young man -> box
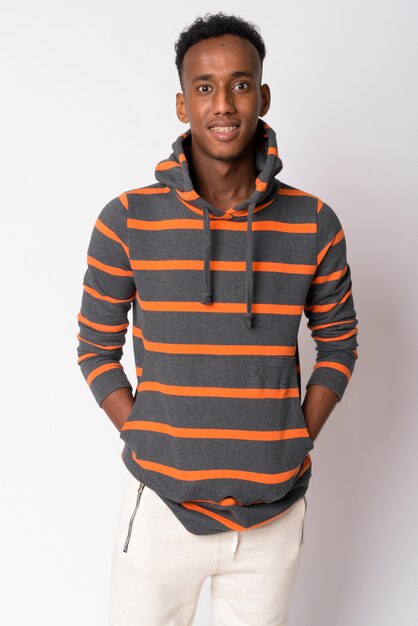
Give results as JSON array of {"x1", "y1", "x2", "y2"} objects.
[{"x1": 77, "y1": 13, "x2": 359, "y2": 626}]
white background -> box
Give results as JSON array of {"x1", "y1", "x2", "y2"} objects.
[{"x1": 1, "y1": 1, "x2": 417, "y2": 624}]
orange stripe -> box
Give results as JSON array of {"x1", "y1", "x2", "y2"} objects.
[
  {"x1": 95, "y1": 219, "x2": 129, "y2": 256},
  {"x1": 128, "y1": 217, "x2": 203, "y2": 230},
  {"x1": 118, "y1": 193, "x2": 128, "y2": 209},
  {"x1": 180, "y1": 495, "x2": 295, "y2": 530},
  {"x1": 308, "y1": 318, "x2": 356, "y2": 331},
  {"x1": 127, "y1": 186, "x2": 171, "y2": 195},
  {"x1": 248, "y1": 220, "x2": 317, "y2": 233},
  {"x1": 177, "y1": 195, "x2": 275, "y2": 218},
  {"x1": 312, "y1": 328, "x2": 358, "y2": 342},
  {"x1": 121, "y1": 421, "x2": 310, "y2": 441},
  {"x1": 305, "y1": 288, "x2": 352, "y2": 314},
  {"x1": 176, "y1": 189, "x2": 200, "y2": 201},
  {"x1": 311, "y1": 266, "x2": 347, "y2": 284},
  {"x1": 317, "y1": 228, "x2": 345, "y2": 265},
  {"x1": 130, "y1": 259, "x2": 316, "y2": 275},
  {"x1": 127, "y1": 218, "x2": 316, "y2": 234},
  {"x1": 77, "y1": 334, "x2": 123, "y2": 350},
  {"x1": 137, "y1": 381, "x2": 299, "y2": 399},
  {"x1": 83, "y1": 284, "x2": 135, "y2": 304},
  {"x1": 197, "y1": 495, "x2": 259, "y2": 506},
  {"x1": 132, "y1": 325, "x2": 143, "y2": 339},
  {"x1": 255, "y1": 178, "x2": 268, "y2": 192},
  {"x1": 132, "y1": 450, "x2": 303, "y2": 484},
  {"x1": 132, "y1": 325, "x2": 296, "y2": 356},
  {"x1": 136, "y1": 366, "x2": 143, "y2": 377},
  {"x1": 178, "y1": 153, "x2": 187, "y2": 163},
  {"x1": 77, "y1": 313, "x2": 129, "y2": 333},
  {"x1": 136, "y1": 296, "x2": 303, "y2": 316},
  {"x1": 278, "y1": 188, "x2": 318, "y2": 199},
  {"x1": 156, "y1": 161, "x2": 181, "y2": 171},
  {"x1": 77, "y1": 352, "x2": 96, "y2": 363},
  {"x1": 299, "y1": 454, "x2": 311, "y2": 477},
  {"x1": 317, "y1": 198, "x2": 324, "y2": 213},
  {"x1": 268, "y1": 147, "x2": 279, "y2": 156},
  {"x1": 314, "y1": 361, "x2": 351, "y2": 380},
  {"x1": 87, "y1": 363, "x2": 122, "y2": 385},
  {"x1": 87, "y1": 255, "x2": 133, "y2": 277},
  {"x1": 133, "y1": 331, "x2": 296, "y2": 357}
]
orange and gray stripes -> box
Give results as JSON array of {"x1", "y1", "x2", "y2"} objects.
[
  {"x1": 77, "y1": 197, "x2": 137, "y2": 405},
  {"x1": 77, "y1": 118, "x2": 358, "y2": 535}
]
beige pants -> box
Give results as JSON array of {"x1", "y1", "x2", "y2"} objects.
[{"x1": 109, "y1": 471, "x2": 307, "y2": 626}]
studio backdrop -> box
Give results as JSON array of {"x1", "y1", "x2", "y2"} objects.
[{"x1": 1, "y1": 1, "x2": 417, "y2": 625}]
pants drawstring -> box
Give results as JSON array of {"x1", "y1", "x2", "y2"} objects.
[{"x1": 231, "y1": 531, "x2": 239, "y2": 557}]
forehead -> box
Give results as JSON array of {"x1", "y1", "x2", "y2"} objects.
[{"x1": 182, "y1": 34, "x2": 261, "y2": 82}]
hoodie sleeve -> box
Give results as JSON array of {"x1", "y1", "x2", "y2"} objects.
[
  {"x1": 303, "y1": 201, "x2": 359, "y2": 402},
  {"x1": 76, "y1": 196, "x2": 136, "y2": 406}
]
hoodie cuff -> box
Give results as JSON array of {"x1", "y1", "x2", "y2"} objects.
[
  {"x1": 305, "y1": 370, "x2": 348, "y2": 402},
  {"x1": 89, "y1": 371, "x2": 133, "y2": 407}
]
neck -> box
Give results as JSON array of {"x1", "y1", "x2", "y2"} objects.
[{"x1": 188, "y1": 139, "x2": 257, "y2": 212}]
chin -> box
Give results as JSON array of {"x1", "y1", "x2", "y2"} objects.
[
  {"x1": 211, "y1": 151, "x2": 239, "y2": 162},
  {"x1": 208, "y1": 145, "x2": 244, "y2": 162}
]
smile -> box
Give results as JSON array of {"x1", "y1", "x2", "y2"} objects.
[
  {"x1": 210, "y1": 126, "x2": 238, "y2": 133},
  {"x1": 208, "y1": 125, "x2": 240, "y2": 141}
]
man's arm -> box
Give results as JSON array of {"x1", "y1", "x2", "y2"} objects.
[
  {"x1": 302, "y1": 200, "x2": 359, "y2": 440},
  {"x1": 77, "y1": 197, "x2": 136, "y2": 412},
  {"x1": 302, "y1": 384, "x2": 339, "y2": 442},
  {"x1": 101, "y1": 387, "x2": 135, "y2": 432}
]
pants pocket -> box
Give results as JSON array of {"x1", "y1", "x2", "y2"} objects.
[{"x1": 122, "y1": 481, "x2": 145, "y2": 553}]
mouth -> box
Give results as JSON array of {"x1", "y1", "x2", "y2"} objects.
[{"x1": 208, "y1": 125, "x2": 240, "y2": 141}]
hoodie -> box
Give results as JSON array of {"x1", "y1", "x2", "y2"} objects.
[{"x1": 77, "y1": 119, "x2": 359, "y2": 535}]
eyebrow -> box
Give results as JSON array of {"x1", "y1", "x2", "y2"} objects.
[{"x1": 192, "y1": 71, "x2": 255, "y2": 83}]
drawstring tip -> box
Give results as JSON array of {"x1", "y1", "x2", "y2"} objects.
[
  {"x1": 201, "y1": 294, "x2": 212, "y2": 305},
  {"x1": 231, "y1": 531, "x2": 239, "y2": 557},
  {"x1": 243, "y1": 313, "x2": 254, "y2": 328}
]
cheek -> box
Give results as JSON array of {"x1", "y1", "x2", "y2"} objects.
[
  {"x1": 187, "y1": 101, "x2": 210, "y2": 126},
  {"x1": 238, "y1": 95, "x2": 261, "y2": 117}
]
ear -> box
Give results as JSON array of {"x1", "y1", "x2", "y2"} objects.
[
  {"x1": 176, "y1": 92, "x2": 189, "y2": 124},
  {"x1": 259, "y1": 83, "x2": 271, "y2": 117}
]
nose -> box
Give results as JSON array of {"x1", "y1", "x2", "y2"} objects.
[{"x1": 212, "y1": 86, "x2": 236, "y2": 116}]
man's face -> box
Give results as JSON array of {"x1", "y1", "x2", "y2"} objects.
[{"x1": 176, "y1": 34, "x2": 271, "y2": 164}]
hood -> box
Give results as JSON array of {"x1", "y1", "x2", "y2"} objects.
[{"x1": 155, "y1": 118, "x2": 284, "y2": 328}]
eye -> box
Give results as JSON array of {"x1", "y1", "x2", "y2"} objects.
[
  {"x1": 197, "y1": 84, "x2": 212, "y2": 93},
  {"x1": 234, "y1": 82, "x2": 249, "y2": 91}
]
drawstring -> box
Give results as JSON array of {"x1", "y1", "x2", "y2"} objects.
[
  {"x1": 201, "y1": 207, "x2": 212, "y2": 305},
  {"x1": 200, "y1": 202, "x2": 256, "y2": 328},
  {"x1": 231, "y1": 530, "x2": 239, "y2": 557},
  {"x1": 244, "y1": 201, "x2": 256, "y2": 329}
]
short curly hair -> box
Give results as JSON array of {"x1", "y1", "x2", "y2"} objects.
[{"x1": 175, "y1": 13, "x2": 266, "y2": 87}]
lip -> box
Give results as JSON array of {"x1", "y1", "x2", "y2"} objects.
[{"x1": 208, "y1": 124, "x2": 240, "y2": 142}]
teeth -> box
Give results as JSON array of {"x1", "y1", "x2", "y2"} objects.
[{"x1": 210, "y1": 126, "x2": 238, "y2": 133}]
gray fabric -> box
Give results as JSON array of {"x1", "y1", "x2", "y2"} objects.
[{"x1": 77, "y1": 118, "x2": 359, "y2": 535}]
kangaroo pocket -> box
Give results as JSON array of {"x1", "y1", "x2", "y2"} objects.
[
  {"x1": 119, "y1": 393, "x2": 143, "y2": 446},
  {"x1": 119, "y1": 353, "x2": 314, "y2": 506}
]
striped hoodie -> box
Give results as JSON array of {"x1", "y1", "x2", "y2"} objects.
[{"x1": 77, "y1": 119, "x2": 359, "y2": 535}]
